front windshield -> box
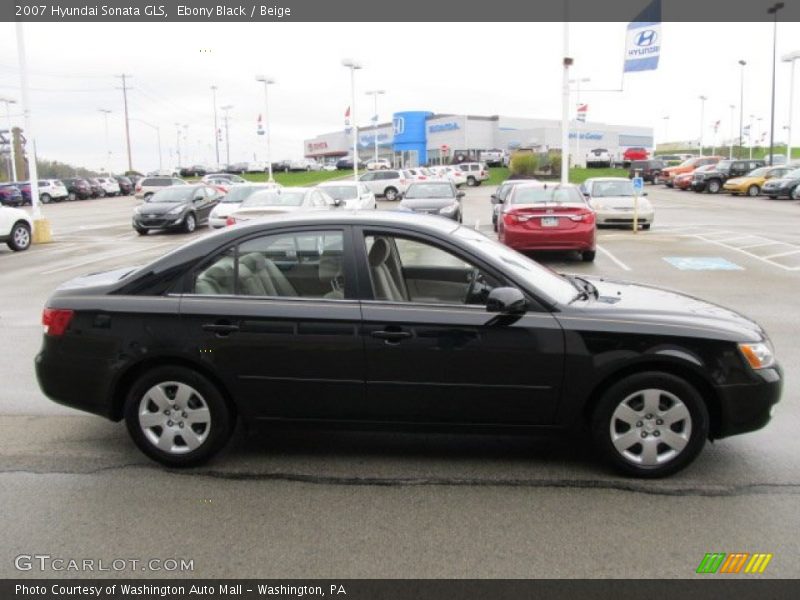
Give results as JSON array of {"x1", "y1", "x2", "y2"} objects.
[
  {"x1": 454, "y1": 227, "x2": 577, "y2": 305},
  {"x1": 241, "y1": 191, "x2": 305, "y2": 207},
  {"x1": 146, "y1": 187, "x2": 193, "y2": 203},
  {"x1": 511, "y1": 185, "x2": 584, "y2": 205},
  {"x1": 787, "y1": 168, "x2": 800, "y2": 178},
  {"x1": 715, "y1": 160, "x2": 733, "y2": 171},
  {"x1": 405, "y1": 183, "x2": 455, "y2": 199},
  {"x1": 680, "y1": 158, "x2": 697, "y2": 167},
  {"x1": 747, "y1": 167, "x2": 770, "y2": 178},
  {"x1": 220, "y1": 185, "x2": 274, "y2": 203},
  {"x1": 589, "y1": 180, "x2": 634, "y2": 197},
  {"x1": 320, "y1": 185, "x2": 358, "y2": 201}
]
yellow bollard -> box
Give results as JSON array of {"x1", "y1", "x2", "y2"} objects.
[{"x1": 32, "y1": 218, "x2": 53, "y2": 244}]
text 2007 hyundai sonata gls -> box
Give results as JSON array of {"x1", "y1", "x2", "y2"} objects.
[{"x1": 35, "y1": 211, "x2": 782, "y2": 477}]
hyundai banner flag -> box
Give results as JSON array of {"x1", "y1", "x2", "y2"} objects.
[{"x1": 624, "y1": 0, "x2": 661, "y2": 73}]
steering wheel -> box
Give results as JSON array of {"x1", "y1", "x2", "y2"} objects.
[{"x1": 464, "y1": 267, "x2": 480, "y2": 304}]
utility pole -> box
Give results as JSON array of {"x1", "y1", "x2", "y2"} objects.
[
  {"x1": 767, "y1": 2, "x2": 785, "y2": 165},
  {"x1": 221, "y1": 105, "x2": 233, "y2": 166},
  {"x1": 365, "y1": 90, "x2": 385, "y2": 165},
  {"x1": 175, "y1": 122, "x2": 182, "y2": 168},
  {"x1": 98, "y1": 108, "x2": 111, "y2": 174},
  {"x1": 698, "y1": 95, "x2": 707, "y2": 156},
  {"x1": 729, "y1": 105, "x2": 735, "y2": 159},
  {"x1": 0, "y1": 97, "x2": 18, "y2": 181},
  {"x1": 116, "y1": 74, "x2": 133, "y2": 172},
  {"x1": 211, "y1": 85, "x2": 220, "y2": 167},
  {"x1": 782, "y1": 51, "x2": 800, "y2": 162},
  {"x1": 738, "y1": 60, "x2": 746, "y2": 158}
]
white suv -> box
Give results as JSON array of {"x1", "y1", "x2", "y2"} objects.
[
  {"x1": 586, "y1": 148, "x2": 612, "y2": 168},
  {"x1": 358, "y1": 169, "x2": 412, "y2": 201},
  {"x1": 0, "y1": 205, "x2": 33, "y2": 251},
  {"x1": 95, "y1": 177, "x2": 121, "y2": 196},
  {"x1": 36, "y1": 179, "x2": 69, "y2": 203},
  {"x1": 456, "y1": 162, "x2": 489, "y2": 186},
  {"x1": 366, "y1": 158, "x2": 391, "y2": 170}
]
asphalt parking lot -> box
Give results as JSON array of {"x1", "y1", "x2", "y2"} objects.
[{"x1": 1, "y1": 183, "x2": 799, "y2": 578}]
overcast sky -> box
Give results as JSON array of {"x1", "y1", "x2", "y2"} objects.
[{"x1": 1, "y1": 21, "x2": 799, "y2": 173}]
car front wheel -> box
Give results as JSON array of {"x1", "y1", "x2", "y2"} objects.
[
  {"x1": 466, "y1": 176, "x2": 477, "y2": 187},
  {"x1": 707, "y1": 179, "x2": 721, "y2": 194},
  {"x1": 384, "y1": 187, "x2": 398, "y2": 201},
  {"x1": 591, "y1": 372, "x2": 708, "y2": 477},
  {"x1": 7, "y1": 221, "x2": 31, "y2": 251},
  {"x1": 40, "y1": 193, "x2": 51, "y2": 204},
  {"x1": 183, "y1": 213, "x2": 197, "y2": 233},
  {"x1": 581, "y1": 250, "x2": 596, "y2": 262},
  {"x1": 123, "y1": 366, "x2": 235, "y2": 467},
  {"x1": 747, "y1": 185, "x2": 760, "y2": 197}
]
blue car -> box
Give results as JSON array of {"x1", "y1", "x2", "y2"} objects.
[{"x1": 0, "y1": 184, "x2": 24, "y2": 207}]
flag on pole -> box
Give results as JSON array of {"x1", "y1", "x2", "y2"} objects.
[
  {"x1": 576, "y1": 104, "x2": 588, "y2": 123},
  {"x1": 344, "y1": 106, "x2": 351, "y2": 133},
  {"x1": 623, "y1": 0, "x2": 662, "y2": 73},
  {"x1": 743, "y1": 124, "x2": 751, "y2": 137},
  {"x1": 256, "y1": 113, "x2": 264, "y2": 136},
  {"x1": 713, "y1": 120, "x2": 720, "y2": 133}
]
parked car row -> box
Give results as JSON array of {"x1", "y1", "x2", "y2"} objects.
[{"x1": 586, "y1": 147, "x2": 650, "y2": 168}]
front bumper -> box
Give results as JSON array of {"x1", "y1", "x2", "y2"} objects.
[
  {"x1": 132, "y1": 214, "x2": 185, "y2": 230},
  {"x1": 595, "y1": 208, "x2": 654, "y2": 226},
  {"x1": 209, "y1": 215, "x2": 228, "y2": 228},
  {"x1": 715, "y1": 365, "x2": 782, "y2": 439},
  {"x1": 762, "y1": 187, "x2": 792, "y2": 198},
  {"x1": 691, "y1": 180, "x2": 707, "y2": 192}
]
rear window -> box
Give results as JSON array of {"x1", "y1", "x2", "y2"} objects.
[
  {"x1": 511, "y1": 185, "x2": 585, "y2": 205},
  {"x1": 142, "y1": 177, "x2": 171, "y2": 186}
]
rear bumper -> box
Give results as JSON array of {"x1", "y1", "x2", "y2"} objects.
[
  {"x1": 132, "y1": 215, "x2": 185, "y2": 230},
  {"x1": 502, "y1": 225, "x2": 595, "y2": 252},
  {"x1": 715, "y1": 366, "x2": 782, "y2": 439}
]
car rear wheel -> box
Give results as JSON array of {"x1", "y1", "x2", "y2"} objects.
[
  {"x1": 747, "y1": 185, "x2": 760, "y2": 197},
  {"x1": 791, "y1": 186, "x2": 800, "y2": 200},
  {"x1": 124, "y1": 366, "x2": 234, "y2": 467},
  {"x1": 384, "y1": 187, "x2": 398, "y2": 201},
  {"x1": 641, "y1": 223, "x2": 651, "y2": 230},
  {"x1": 144, "y1": 193, "x2": 153, "y2": 200},
  {"x1": 135, "y1": 227, "x2": 148, "y2": 236},
  {"x1": 581, "y1": 250, "x2": 596, "y2": 262},
  {"x1": 7, "y1": 221, "x2": 31, "y2": 251},
  {"x1": 183, "y1": 213, "x2": 197, "y2": 233},
  {"x1": 466, "y1": 176, "x2": 477, "y2": 187},
  {"x1": 591, "y1": 372, "x2": 708, "y2": 478},
  {"x1": 707, "y1": 179, "x2": 721, "y2": 194},
  {"x1": 40, "y1": 193, "x2": 51, "y2": 204}
]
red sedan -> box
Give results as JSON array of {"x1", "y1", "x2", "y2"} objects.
[
  {"x1": 496, "y1": 182, "x2": 596, "y2": 262},
  {"x1": 623, "y1": 147, "x2": 649, "y2": 163}
]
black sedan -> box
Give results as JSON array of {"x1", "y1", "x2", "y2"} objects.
[
  {"x1": 114, "y1": 175, "x2": 134, "y2": 196},
  {"x1": 36, "y1": 212, "x2": 781, "y2": 476},
  {"x1": 762, "y1": 167, "x2": 800, "y2": 199},
  {"x1": 399, "y1": 181, "x2": 464, "y2": 221},
  {"x1": 132, "y1": 184, "x2": 220, "y2": 235}
]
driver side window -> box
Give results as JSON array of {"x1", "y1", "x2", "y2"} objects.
[{"x1": 364, "y1": 234, "x2": 500, "y2": 306}]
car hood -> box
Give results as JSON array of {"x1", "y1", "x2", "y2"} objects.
[
  {"x1": 590, "y1": 195, "x2": 650, "y2": 209},
  {"x1": 211, "y1": 202, "x2": 242, "y2": 217},
  {"x1": 725, "y1": 176, "x2": 761, "y2": 186},
  {"x1": 763, "y1": 177, "x2": 797, "y2": 187},
  {"x1": 138, "y1": 202, "x2": 186, "y2": 214},
  {"x1": 400, "y1": 198, "x2": 458, "y2": 210},
  {"x1": 568, "y1": 276, "x2": 765, "y2": 343}
]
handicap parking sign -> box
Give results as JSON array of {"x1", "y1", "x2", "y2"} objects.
[{"x1": 632, "y1": 177, "x2": 644, "y2": 193}]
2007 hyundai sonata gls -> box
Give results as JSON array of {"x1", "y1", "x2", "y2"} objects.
[{"x1": 35, "y1": 211, "x2": 782, "y2": 477}]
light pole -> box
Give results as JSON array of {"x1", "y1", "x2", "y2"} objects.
[
  {"x1": 782, "y1": 51, "x2": 800, "y2": 162},
  {"x1": 98, "y1": 108, "x2": 111, "y2": 174},
  {"x1": 729, "y1": 104, "x2": 736, "y2": 159},
  {"x1": 221, "y1": 104, "x2": 233, "y2": 166},
  {"x1": 662, "y1": 115, "x2": 670, "y2": 146},
  {"x1": 738, "y1": 60, "x2": 746, "y2": 158},
  {"x1": 210, "y1": 85, "x2": 220, "y2": 167},
  {"x1": 767, "y1": 2, "x2": 785, "y2": 165},
  {"x1": 365, "y1": 89, "x2": 385, "y2": 165},
  {"x1": 698, "y1": 95, "x2": 707, "y2": 156},
  {"x1": 255, "y1": 75, "x2": 276, "y2": 182},
  {"x1": 342, "y1": 59, "x2": 363, "y2": 179},
  {"x1": 130, "y1": 118, "x2": 162, "y2": 171},
  {"x1": 0, "y1": 96, "x2": 18, "y2": 181},
  {"x1": 15, "y1": 22, "x2": 43, "y2": 223},
  {"x1": 569, "y1": 77, "x2": 590, "y2": 168},
  {"x1": 560, "y1": 22, "x2": 572, "y2": 184},
  {"x1": 175, "y1": 122, "x2": 184, "y2": 169}
]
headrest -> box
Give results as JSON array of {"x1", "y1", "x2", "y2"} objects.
[
  {"x1": 204, "y1": 263, "x2": 234, "y2": 285},
  {"x1": 368, "y1": 238, "x2": 391, "y2": 267},
  {"x1": 241, "y1": 252, "x2": 267, "y2": 271},
  {"x1": 318, "y1": 255, "x2": 342, "y2": 283}
]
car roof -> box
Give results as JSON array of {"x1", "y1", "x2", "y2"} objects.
[
  {"x1": 510, "y1": 181, "x2": 579, "y2": 189},
  {"x1": 584, "y1": 177, "x2": 630, "y2": 182},
  {"x1": 317, "y1": 181, "x2": 358, "y2": 186}
]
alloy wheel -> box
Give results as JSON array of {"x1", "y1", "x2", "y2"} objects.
[
  {"x1": 11, "y1": 225, "x2": 31, "y2": 250},
  {"x1": 137, "y1": 381, "x2": 211, "y2": 454},
  {"x1": 609, "y1": 388, "x2": 692, "y2": 467}
]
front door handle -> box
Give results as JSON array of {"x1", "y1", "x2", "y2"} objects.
[
  {"x1": 371, "y1": 329, "x2": 412, "y2": 342},
  {"x1": 202, "y1": 322, "x2": 240, "y2": 336}
]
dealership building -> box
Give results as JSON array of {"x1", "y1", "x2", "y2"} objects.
[{"x1": 303, "y1": 111, "x2": 654, "y2": 167}]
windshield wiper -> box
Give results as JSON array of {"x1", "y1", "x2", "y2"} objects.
[{"x1": 565, "y1": 274, "x2": 598, "y2": 302}]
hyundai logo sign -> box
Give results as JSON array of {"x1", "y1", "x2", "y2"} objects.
[
  {"x1": 392, "y1": 117, "x2": 405, "y2": 135},
  {"x1": 635, "y1": 29, "x2": 657, "y2": 47}
]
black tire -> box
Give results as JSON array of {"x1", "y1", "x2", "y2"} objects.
[
  {"x1": 707, "y1": 179, "x2": 721, "y2": 194},
  {"x1": 641, "y1": 223, "x2": 651, "y2": 230},
  {"x1": 466, "y1": 176, "x2": 477, "y2": 187},
  {"x1": 7, "y1": 221, "x2": 31, "y2": 251},
  {"x1": 747, "y1": 185, "x2": 760, "y2": 197},
  {"x1": 665, "y1": 182, "x2": 673, "y2": 188},
  {"x1": 591, "y1": 372, "x2": 709, "y2": 478},
  {"x1": 768, "y1": 195, "x2": 778, "y2": 200},
  {"x1": 384, "y1": 187, "x2": 399, "y2": 201},
  {"x1": 123, "y1": 366, "x2": 235, "y2": 467},
  {"x1": 183, "y1": 212, "x2": 197, "y2": 233},
  {"x1": 581, "y1": 250, "x2": 596, "y2": 262},
  {"x1": 40, "y1": 193, "x2": 51, "y2": 204},
  {"x1": 144, "y1": 192, "x2": 154, "y2": 201},
  {"x1": 791, "y1": 186, "x2": 800, "y2": 200},
  {"x1": 135, "y1": 227, "x2": 148, "y2": 236}
]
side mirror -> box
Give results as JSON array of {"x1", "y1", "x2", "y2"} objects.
[
  {"x1": 490, "y1": 194, "x2": 501, "y2": 204},
  {"x1": 486, "y1": 287, "x2": 527, "y2": 315},
  {"x1": 193, "y1": 195, "x2": 204, "y2": 202},
  {"x1": 331, "y1": 197, "x2": 343, "y2": 207},
  {"x1": 457, "y1": 191, "x2": 466, "y2": 199}
]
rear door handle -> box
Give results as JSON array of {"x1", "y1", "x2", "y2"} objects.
[
  {"x1": 202, "y1": 323, "x2": 240, "y2": 335},
  {"x1": 371, "y1": 329, "x2": 412, "y2": 342}
]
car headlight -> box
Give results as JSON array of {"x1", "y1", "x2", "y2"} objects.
[
  {"x1": 439, "y1": 203, "x2": 458, "y2": 215},
  {"x1": 591, "y1": 199, "x2": 606, "y2": 209},
  {"x1": 738, "y1": 342, "x2": 775, "y2": 370},
  {"x1": 167, "y1": 205, "x2": 184, "y2": 215}
]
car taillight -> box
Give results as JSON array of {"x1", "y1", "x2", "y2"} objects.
[
  {"x1": 569, "y1": 212, "x2": 595, "y2": 224},
  {"x1": 504, "y1": 211, "x2": 532, "y2": 224},
  {"x1": 225, "y1": 216, "x2": 236, "y2": 226},
  {"x1": 135, "y1": 183, "x2": 142, "y2": 192},
  {"x1": 400, "y1": 179, "x2": 407, "y2": 184},
  {"x1": 42, "y1": 308, "x2": 74, "y2": 337}
]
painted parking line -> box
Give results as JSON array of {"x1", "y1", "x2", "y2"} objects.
[
  {"x1": 762, "y1": 249, "x2": 800, "y2": 260},
  {"x1": 596, "y1": 244, "x2": 631, "y2": 271},
  {"x1": 687, "y1": 232, "x2": 800, "y2": 271}
]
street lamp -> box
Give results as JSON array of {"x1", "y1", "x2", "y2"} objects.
[
  {"x1": 0, "y1": 96, "x2": 18, "y2": 181},
  {"x1": 738, "y1": 60, "x2": 746, "y2": 158},
  {"x1": 130, "y1": 118, "x2": 162, "y2": 171},
  {"x1": 255, "y1": 75, "x2": 276, "y2": 182},
  {"x1": 342, "y1": 58, "x2": 363, "y2": 179},
  {"x1": 364, "y1": 89, "x2": 385, "y2": 165},
  {"x1": 698, "y1": 95, "x2": 708, "y2": 156},
  {"x1": 210, "y1": 85, "x2": 220, "y2": 167},
  {"x1": 220, "y1": 104, "x2": 233, "y2": 166},
  {"x1": 782, "y1": 51, "x2": 800, "y2": 163},
  {"x1": 569, "y1": 77, "x2": 590, "y2": 167},
  {"x1": 729, "y1": 104, "x2": 736, "y2": 159},
  {"x1": 98, "y1": 108, "x2": 111, "y2": 174},
  {"x1": 662, "y1": 115, "x2": 670, "y2": 146},
  {"x1": 767, "y1": 2, "x2": 785, "y2": 166}
]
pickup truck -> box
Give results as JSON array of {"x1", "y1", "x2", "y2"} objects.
[{"x1": 480, "y1": 149, "x2": 508, "y2": 167}]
